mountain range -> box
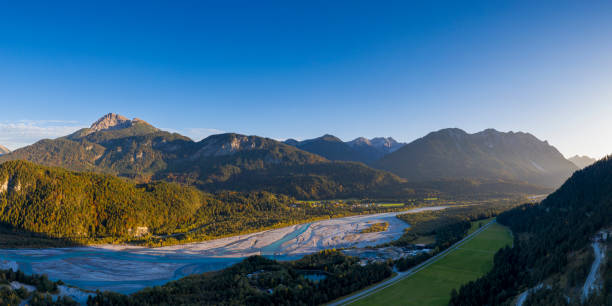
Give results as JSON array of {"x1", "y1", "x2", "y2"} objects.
[
  {"x1": 568, "y1": 154, "x2": 597, "y2": 169},
  {"x1": 0, "y1": 114, "x2": 410, "y2": 199},
  {"x1": 284, "y1": 135, "x2": 404, "y2": 164},
  {"x1": 375, "y1": 128, "x2": 578, "y2": 188},
  {"x1": 0, "y1": 114, "x2": 582, "y2": 198}
]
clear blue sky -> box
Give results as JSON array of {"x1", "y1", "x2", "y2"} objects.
[{"x1": 1, "y1": 1, "x2": 611, "y2": 158}]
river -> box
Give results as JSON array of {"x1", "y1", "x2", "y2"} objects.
[{"x1": 0, "y1": 206, "x2": 447, "y2": 294}]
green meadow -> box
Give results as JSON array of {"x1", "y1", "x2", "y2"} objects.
[
  {"x1": 377, "y1": 203, "x2": 406, "y2": 207},
  {"x1": 352, "y1": 222, "x2": 512, "y2": 306}
]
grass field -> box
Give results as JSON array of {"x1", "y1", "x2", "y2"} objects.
[
  {"x1": 467, "y1": 217, "x2": 496, "y2": 235},
  {"x1": 352, "y1": 222, "x2": 512, "y2": 306},
  {"x1": 377, "y1": 203, "x2": 405, "y2": 207}
]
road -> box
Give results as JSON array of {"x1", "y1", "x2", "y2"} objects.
[
  {"x1": 328, "y1": 220, "x2": 497, "y2": 306},
  {"x1": 582, "y1": 241, "x2": 605, "y2": 301},
  {"x1": 516, "y1": 284, "x2": 543, "y2": 306}
]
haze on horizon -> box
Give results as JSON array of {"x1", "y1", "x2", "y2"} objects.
[{"x1": 0, "y1": 1, "x2": 611, "y2": 158}]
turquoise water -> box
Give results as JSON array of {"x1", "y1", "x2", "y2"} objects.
[
  {"x1": 0, "y1": 208, "x2": 439, "y2": 295},
  {"x1": 0, "y1": 225, "x2": 311, "y2": 294},
  {"x1": 0, "y1": 248, "x2": 248, "y2": 293},
  {"x1": 260, "y1": 223, "x2": 311, "y2": 255}
]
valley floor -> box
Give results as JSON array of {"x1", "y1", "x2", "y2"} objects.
[{"x1": 0, "y1": 206, "x2": 447, "y2": 294}]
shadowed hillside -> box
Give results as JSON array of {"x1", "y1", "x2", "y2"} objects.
[
  {"x1": 451, "y1": 155, "x2": 612, "y2": 305},
  {"x1": 376, "y1": 128, "x2": 578, "y2": 188}
]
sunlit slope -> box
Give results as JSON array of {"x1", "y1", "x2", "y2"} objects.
[{"x1": 0, "y1": 160, "x2": 203, "y2": 238}]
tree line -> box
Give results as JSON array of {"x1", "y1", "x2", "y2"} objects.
[
  {"x1": 87, "y1": 250, "x2": 391, "y2": 305},
  {"x1": 450, "y1": 156, "x2": 612, "y2": 305}
]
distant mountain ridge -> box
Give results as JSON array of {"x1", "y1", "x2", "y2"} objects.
[
  {"x1": 347, "y1": 137, "x2": 404, "y2": 153},
  {"x1": 568, "y1": 155, "x2": 597, "y2": 169},
  {"x1": 0, "y1": 145, "x2": 9, "y2": 156},
  {"x1": 375, "y1": 128, "x2": 578, "y2": 188},
  {"x1": 284, "y1": 135, "x2": 405, "y2": 164},
  {"x1": 0, "y1": 114, "x2": 564, "y2": 197}
]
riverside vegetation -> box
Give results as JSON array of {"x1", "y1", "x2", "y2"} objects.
[
  {"x1": 81, "y1": 197, "x2": 517, "y2": 305},
  {"x1": 360, "y1": 222, "x2": 390, "y2": 233},
  {"x1": 0, "y1": 269, "x2": 78, "y2": 306}
]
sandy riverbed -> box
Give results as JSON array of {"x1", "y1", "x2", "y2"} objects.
[
  {"x1": 96, "y1": 206, "x2": 446, "y2": 257},
  {"x1": 0, "y1": 206, "x2": 447, "y2": 294}
]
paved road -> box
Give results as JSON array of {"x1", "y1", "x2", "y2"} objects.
[{"x1": 328, "y1": 220, "x2": 497, "y2": 306}]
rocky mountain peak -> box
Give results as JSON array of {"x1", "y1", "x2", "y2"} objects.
[
  {"x1": 90, "y1": 113, "x2": 132, "y2": 132},
  {"x1": 370, "y1": 137, "x2": 401, "y2": 150}
]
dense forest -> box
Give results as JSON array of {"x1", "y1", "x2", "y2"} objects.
[
  {"x1": 0, "y1": 268, "x2": 78, "y2": 306},
  {"x1": 0, "y1": 160, "x2": 203, "y2": 240},
  {"x1": 87, "y1": 250, "x2": 391, "y2": 305},
  {"x1": 0, "y1": 160, "x2": 425, "y2": 247},
  {"x1": 450, "y1": 156, "x2": 612, "y2": 305}
]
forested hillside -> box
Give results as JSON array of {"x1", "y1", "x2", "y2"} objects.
[
  {"x1": 450, "y1": 156, "x2": 612, "y2": 305},
  {"x1": 158, "y1": 133, "x2": 411, "y2": 199},
  {"x1": 0, "y1": 160, "x2": 203, "y2": 238}
]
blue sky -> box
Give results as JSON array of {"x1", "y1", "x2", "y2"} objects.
[{"x1": 1, "y1": 1, "x2": 611, "y2": 158}]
